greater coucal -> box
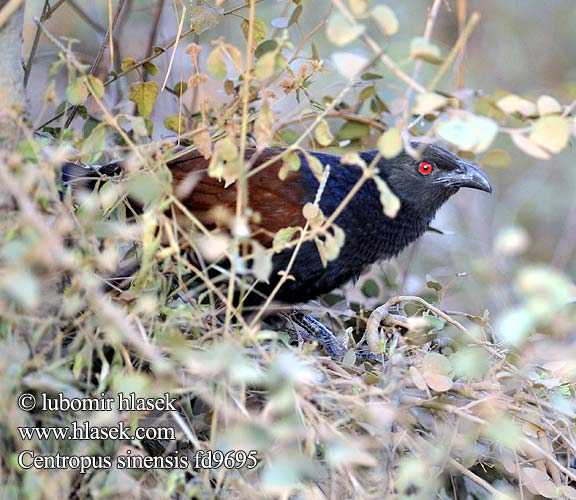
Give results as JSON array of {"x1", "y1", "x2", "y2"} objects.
[{"x1": 62, "y1": 143, "x2": 492, "y2": 305}]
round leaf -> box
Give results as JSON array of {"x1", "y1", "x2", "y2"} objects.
[
  {"x1": 530, "y1": 115, "x2": 569, "y2": 153},
  {"x1": 370, "y1": 5, "x2": 399, "y2": 36},
  {"x1": 326, "y1": 13, "x2": 365, "y2": 46},
  {"x1": 377, "y1": 127, "x2": 403, "y2": 159}
]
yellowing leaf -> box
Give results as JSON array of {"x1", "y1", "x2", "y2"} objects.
[
  {"x1": 377, "y1": 127, "x2": 403, "y2": 159},
  {"x1": 241, "y1": 18, "x2": 267, "y2": 43},
  {"x1": 326, "y1": 13, "x2": 365, "y2": 46},
  {"x1": 207, "y1": 47, "x2": 227, "y2": 78},
  {"x1": 349, "y1": 0, "x2": 367, "y2": 16},
  {"x1": 190, "y1": 6, "x2": 223, "y2": 34},
  {"x1": 410, "y1": 37, "x2": 442, "y2": 64},
  {"x1": 253, "y1": 51, "x2": 276, "y2": 81},
  {"x1": 481, "y1": 149, "x2": 511, "y2": 169},
  {"x1": 370, "y1": 5, "x2": 399, "y2": 36},
  {"x1": 315, "y1": 119, "x2": 334, "y2": 146},
  {"x1": 511, "y1": 132, "x2": 550, "y2": 159},
  {"x1": 121, "y1": 57, "x2": 136, "y2": 72},
  {"x1": 530, "y1": 115, "x2": 569, "y2": 153},
  {"x1": 412, "y1": 92, "x2": 446, "y2": 115},
  {"x1": 374, "y1": 176, "x2": 400, "y2": 218},
  {"x1": 537, "y1": 95, "x2": 562, "y2": 115},
  {"x1": 496, "y1": 94, "x2": 536, "y2": 116},
  {"x1": 128, "y1": 81, "x2": 158, "y2": 117}
]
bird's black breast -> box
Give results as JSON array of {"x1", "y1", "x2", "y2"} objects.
[{"x1": 264, "y1": 152, "x2": 432, "y2": 303}]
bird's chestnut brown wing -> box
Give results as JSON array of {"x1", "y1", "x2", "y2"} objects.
[{"x1": 166, "y1": 148, "x2": 308, "y2": 247}]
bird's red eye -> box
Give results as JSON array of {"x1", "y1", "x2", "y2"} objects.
[{"x1": 418, "y1": 161, "x2": 433, "y2": 175}]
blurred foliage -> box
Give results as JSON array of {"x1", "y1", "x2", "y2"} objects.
[{"x1": 0, "y1": 0, "x2": 575, "y2": 499}]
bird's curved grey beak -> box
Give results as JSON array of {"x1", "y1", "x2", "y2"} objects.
[{"x1": 436, "y1": 160, "x2": 492, "y2": 193}]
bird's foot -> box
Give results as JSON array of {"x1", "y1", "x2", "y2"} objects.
[{"x1": 287, "y1": 311, "x2": 382, "y2": 363}]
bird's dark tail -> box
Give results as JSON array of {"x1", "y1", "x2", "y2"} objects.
[{"x1": 61, "y1": 161, "x2": 124, "y2": 197}]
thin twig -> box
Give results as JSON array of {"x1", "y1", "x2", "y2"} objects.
[
  {"x1": 143, "y1": 0, "x2": 165, "y2": 81},
  {"x1": 63, "y1": 0, "x2": 127, "y2": 129},
  {"x1": 68, "y1": 0, "x2": 107, "y2": 33},
  {"x1": 0, "y1": 0, "x2": 24, "y2": 29},
  {"x1": 427, "y1": 11, "x2": 480, "y2": 91}
]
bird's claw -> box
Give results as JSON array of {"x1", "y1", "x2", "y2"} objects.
[{"x1": 288, "y1": 312, "x2": 383, "y2": 364}]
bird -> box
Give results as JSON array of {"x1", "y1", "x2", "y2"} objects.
[{"x1": 62, "y1": 143, "x2": 492, "y2": 307}]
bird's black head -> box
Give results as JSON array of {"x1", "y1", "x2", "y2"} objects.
[{"x1": 372, "y1": 143, "x2": 492, "y2": 215}]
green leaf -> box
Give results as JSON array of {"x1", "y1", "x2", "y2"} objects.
[
  {"x1": 207, "y1": 47, "x2": 227, "y2": 79},
  {"x1": 164, "y1": 114, "x2": 185, "y2": 133},
  {"x1": 241, "y1": 18, "x2": 267, "y2": 43},
  {"x1": 273, "y1": 227, "x2": 299, "y2": 252},
  {"x1": 127, "y1": 172, "x2": 164, "y2": 205},
  {"x1": 436, "y1": 112, "x2": 498, "y2": 153},
  {"x1": 315, "y1": 119, "x2": 334, "y2": 146},
  {"x1": 530, "y1": 115, "x2": 569, "y2": 154},
  {"x1": 337, "y1": 121, "x2": 370, "y2": 141},
  {"x1": 410, "y1": 37, "x2": 442, "y2": 64},
  {"x1": 81, "y1": 125, "x2": 107, "y2": 163},
  {"x1": 128, "y1": 81, "x2": 159, "y2": 117},
  {"x1": 173, "y1": 81, "x2": 188, "y2": 96},
  {"x1": 18, "y1": 139, "x2": 45, "y2": 162},
  {"x1": 326, "y1": 13, "x2": 365, "y2": 46},
  {"x1": 361, "y1": 279, "x2": 380, "y2": 298},
  {"x1": 361, "y1": 72, "x2": 383, "y2": 80},
  {"x1": 190, "y1": 5, "x2": 223, "y2": 34},
  {"x1": 426, "y1": 278, "x2": 443, "y2": 292},
  {"x1": 86, "y1": 75, "x2": 105, "y2": 99},
  {"x1": 143, "y1": 61, "x2": 158, "y2": 76},
  {"x1": 255, "y1": 40, "x2": 278, "y2": 59},
  {"x1": 377, "y1": 127, "x2": 403, "y2": 159},
  {"x1": 481, "y1": 149, "x2": 511, "y2": 169},
  {"x1": 288, "y1": 5, "x2": 303, "y2": 26},
  {"x1": 278, "y1": 151, "x2": 301, "y2": 180},
  {"x1": 370, "y1": 5, "x2": 399, "y2": 35},
  {"x1": 66, "y1": 77, "x2": 88, "y2": 105},
  {"x1": 358, "y1": 85, "x2": 376, "y2": 102},
  {"x1": 496, "y1": 307, "x2": 535, "y2": 347}
]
